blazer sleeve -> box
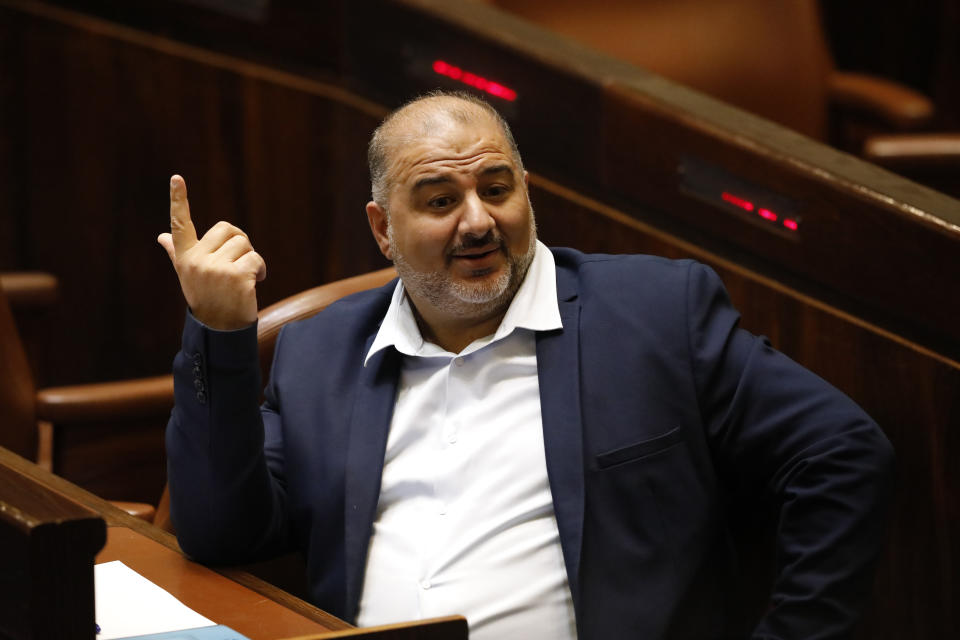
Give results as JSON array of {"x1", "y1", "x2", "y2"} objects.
[
  {"x1": 165, "y1": 311, "x2": 291, "y2": 564},
  {"x1": 686, "y1": 262, "x2": 895, "y2": 640}
]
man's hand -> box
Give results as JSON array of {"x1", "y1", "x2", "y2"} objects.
[{"x1": 158, "y1": 175, "x2": 266, "y2": 330}]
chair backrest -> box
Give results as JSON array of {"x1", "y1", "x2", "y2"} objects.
[
  {"x1": 0, "y1": 284, "x2": 38, "y2": 459},
  {"x1": 485, "y1": 0, "x2": 833, "y2": 139},
  {"x1": 255, "y1": 267, "x2": 398, "y2": 384},
  {"x1": 155, "y1": 266, "x2": 397, "y2": 533}
]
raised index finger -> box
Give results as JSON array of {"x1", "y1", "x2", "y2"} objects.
[{"x1": 169, "y1": 174, "x2": 198, "y2": 254}]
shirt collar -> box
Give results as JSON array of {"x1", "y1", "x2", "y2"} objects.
[{"x1": 365, "y1": 240, "x2": 562, "y2": 364}]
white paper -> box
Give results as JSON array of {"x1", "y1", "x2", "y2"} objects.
[{"x1": 94, "y1": 560, "x2": 216, "y2": 639}]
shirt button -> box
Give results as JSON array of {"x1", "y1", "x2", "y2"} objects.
[
  {"x1": 420, "y1": 579, "x2": 432, "y2": 590},
  {"x1": 447, "y1": 433, "x2": 458, "y2": 444},
  {"x1": 439, "y1": 503, "x2": 447, "y2": 515},
  {"x1": 453, "y1": 357, "x2": 464, "y2": 367}
]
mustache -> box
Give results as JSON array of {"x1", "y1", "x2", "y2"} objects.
[{"x1": 450, "y1": 230, "x2": 503, "y2": 254}]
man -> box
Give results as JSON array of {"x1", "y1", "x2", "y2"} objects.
[{"x1": 159, "y1": 92, "x2": 894, "y2": 639}]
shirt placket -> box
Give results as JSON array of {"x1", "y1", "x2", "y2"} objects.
[{"x1": 419, "y1": 355, "x2": 459, "y2": 603}]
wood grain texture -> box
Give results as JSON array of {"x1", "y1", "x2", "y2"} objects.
[
  {"x1": 97, "y1": 527, "x2": 343, "y2": 639},
  {"x1": 0, "y1": 1, "x2": 389, "y2": 390},
  {"x1": 0, "y1": 451, "x2": 106, "y2": 639},
  {"x1": 282, "y1": 616, "x2": 467, "y2": 639},
  {"x1": 0, "y1": 446, "x2": 353, "y2": 632}
]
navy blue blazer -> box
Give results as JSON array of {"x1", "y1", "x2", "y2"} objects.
[{"x1": 167, "y1": 248, "x2": 894, "y2": 639}]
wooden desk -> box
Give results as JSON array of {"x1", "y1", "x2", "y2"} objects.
[
  {"x1": 0, "y1": 447, "x2": 467, "y2": 640},
  {"x1": 96, "y1": 527, "x2": 333, "y2": 639}
]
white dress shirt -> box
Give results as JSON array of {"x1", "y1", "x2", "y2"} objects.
[{"x1": 358, "y1": 241, "x2": 577, "y2": 639}]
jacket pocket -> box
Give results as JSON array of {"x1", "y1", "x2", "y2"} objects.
[{"x1": 595, "y1": 426, "x2": 684, "y2": 470}]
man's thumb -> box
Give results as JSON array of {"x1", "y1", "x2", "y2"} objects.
[{"x1": 157, "y1": 233, "x2": 177, "y2": 265}]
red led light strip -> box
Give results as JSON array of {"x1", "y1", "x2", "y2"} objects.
[
  {"x1": 721, "y1": 191, "x2": 799, "y2": 232},
  {"x1": 722, "y1": 192, "x2": 753, "y2": 211},
  {"x1": 433, "y1": 60, "x2": 518, "y2": 102}
]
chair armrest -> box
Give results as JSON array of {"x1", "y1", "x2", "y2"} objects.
[
  {"x1": 257, "y1": 267, "x2": 397, "y2": 360},
  {"x1": 0, "y1": 272, "x2": 58, "y2": 309},
  {"x1": 35, "y1": 375, "x2": 174, "y2": 423},
  {"x1": 828, "y1": 71, "x2": 934, "y2": 130},
  {"x1": 257, "y1": 267, "x2": 398, "y2": 340},
  {"x1": 111, "y1": 501, "x2": 157, "y2": 522},
  {"x1": 863, "y1": 133, "x2": 960, "y2": 170}
]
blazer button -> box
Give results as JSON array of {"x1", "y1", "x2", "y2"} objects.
[
  {"x1": 194, "y1": 378, "x2": 204, "y2": 391},
  {"x1": 193, "y1": 354, "x2": 202, "y2": 366},
  {"x1": 196, "y1": 390, "x2": 206, "y2": 404},
  {"x1": 193, "y1": 365, "x2": 202, "y2": 378}
]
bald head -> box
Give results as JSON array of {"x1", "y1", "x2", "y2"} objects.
[{"x1": 368, "y1": 91, "x2": 523, "y2": 210}]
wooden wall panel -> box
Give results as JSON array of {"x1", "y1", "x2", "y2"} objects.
[
  {"x1": 0, "y1": 13, "x2": 26, "y2": 270},
  {"x1": 341, "y1": 0, "x2": 960, "y2": 357},
  {"x1": 0, "y1": 4, "x2": 388, "y2": 388},
  {"x1": 599, "y1": 86, "x2": 960, "y2": 355}
]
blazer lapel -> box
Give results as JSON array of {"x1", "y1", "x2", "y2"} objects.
[
  {"x1": 536, "y1": 267, "x2": 585, "y2": 609},
  {"x1": 343, "y1": 341, "x2": 400, "y2": 621}
]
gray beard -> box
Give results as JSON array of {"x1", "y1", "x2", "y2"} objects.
[{"x1": 388, "y1": 217, "x2": 537, "y2": 320}]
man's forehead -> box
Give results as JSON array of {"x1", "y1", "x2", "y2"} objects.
[
  {"x1": 411, "y1": 162, "x2": 515, "y2": 191},
  {"x1": 386, "y1": 115, "x2": 517, "y2": 185}
]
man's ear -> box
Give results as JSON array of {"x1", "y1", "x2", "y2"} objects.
[{"x1": 366, "y1": 200, "x2": 393, "y2": 260}]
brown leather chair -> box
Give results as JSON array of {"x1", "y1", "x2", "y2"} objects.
[
  {"x1": 1, "y1": 267, "x2": 397, "y2": 527},
  {"x1": 250, "y1": 267, "x2": 398, "y2": 390},
  {"x1": 0, "y1": 272, "x2": 58, "y2": 309},
  {"x1": 0, "y1": 273, "x2": 52, "y2": 462},
  {"x1": 482, "y1": 0, "x2": 958, "y2": 193},
  {"x1": 1, "y1": 273, "x2": 174, "y2": 519},
  {"x1": 1, "y1": 273, "x2": 59, "y2": 393}
]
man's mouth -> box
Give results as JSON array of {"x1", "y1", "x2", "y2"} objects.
[{"x1": 453, "y1": 246, "x2": 500, "y2": 261}]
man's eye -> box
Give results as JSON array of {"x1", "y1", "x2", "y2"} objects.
[
  {"x1": 429, "y1": 196, "x2": 453, "y2": 208},
  {"x1": 485, "y1": 185, "x2": 510, "y2": 198}
]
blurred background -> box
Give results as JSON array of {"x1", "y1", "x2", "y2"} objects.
[{"x1": 1, "y1": 1, "x2": 957, "y2": 636}]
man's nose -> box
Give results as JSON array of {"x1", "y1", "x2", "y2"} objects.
[{"x1": 458, "y1": 191, "x2": 496, "y2": 238}]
